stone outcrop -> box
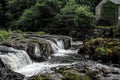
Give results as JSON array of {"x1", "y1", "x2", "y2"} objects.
[
  {"x1": 0, "y1": 33, "x2": 72, "y2": 62},
  {"x1": 0, "y1": 68, "x2": 25, "y2": 80},
  {"x1": 79, "y1": 38, "x2": 120, "y2": 64}
]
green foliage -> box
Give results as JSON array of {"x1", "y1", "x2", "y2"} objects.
[
  {"x1": 84, "y1": 38, "x2": 120, "y2": 63},
  {"x1": 0, "y1": 29, "x2": 23, "y2": 41},
  {"x1": 0, "y1": 29, "x2": 12, "y2": 41},
  {"x1": 38, "y1": 77, "x2": 44, "y2": 80},
  {"x1": 15, "y1": 2, "x2": 55, "y2": 31},
  {"x1": 0, "y1": 0, "x2": 95, "y2": 37},
  {"x1": 82, "y1": 76, "x2": 91, "y2": 80},
  {"x1": 17, "y1": 34, "x2": 24, "y2": 39},
  {"x1": 63, "y1": 73, "x2": 80, "y2": 80},
  {"x1": 96, "y1": 47, "x2": 105, "y2": 55},
  {"x1": 101, "y1": 1, "x2": 118, "y2": 26},
  {"x1": 75, "y1": 6, "x2": 93, "y2": 17},
  {"x1": 49, "y1": 3, "x2": 95, "y2": 35},
  {"x1": 37, "y1": 31, "x2": 48, "y2": 35}
]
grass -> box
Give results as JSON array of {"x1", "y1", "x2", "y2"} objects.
[
  {"x1": 0, "y1": 29, "x2": 12, "y2": 41},
  {"x1": 0, "y1": 29, "x2": 49, "y2": 42}
]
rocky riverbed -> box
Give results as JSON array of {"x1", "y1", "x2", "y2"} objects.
[{"x1": 0, "y1": 33, "x2": 120, "y2": 80}]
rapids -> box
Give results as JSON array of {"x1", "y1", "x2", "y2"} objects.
[{"x1": 0, "y1": 38, "x2": 78, "y2": 77}]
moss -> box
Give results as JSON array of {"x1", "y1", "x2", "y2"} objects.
[
  {"x1": 55, "y1": 67, "x2": 68, "y2": 74},
  {"x1": 30, "y1": 39, "x2": 45, "y2": 43},
  {"x1": 30, "y1": 76, "x2": 46, "y2": 80},
  {"x1": 63, "y1": 73, "x2": 80, "y2": 80},
  {"x1": 37, "y1": 31, "x2": 48, "y2": 35},
  {"x1": 38, "y1": 77, "x2": 45, "y2": 80},
  {"x1": 31, "y1": 40, "x2": 41, "y2": 43},
  {"x1": 106, "y1": 48, "x2": 112, "y2": 55},
  {"x1": 30, "y1": 74, "x2": 50, "y2": 80},
  {"x1": 82, "y1": 76, "x2": 91, "y2": 80},
  {"x1": 84, "y1": 38, "x2": 105, "y2": 52},
  {"x1": 84, "y1": 38, "x2": 120, "y2": 63},
  {"x1": 95, "y1": 47, "x2": 106, "y2": 55},
  {"x1": 111, "y1": 46, "x2": 120, "y2": 54},
  {"x1": 17, "y1": 34, "x2": 25, "y2": 39}
]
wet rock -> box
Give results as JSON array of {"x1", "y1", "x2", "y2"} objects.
[
  {"x1": 0, "y1": 33, "x2": 72, "y2": 62},
  {"x1": 86, "y1": 68, "x2": 101, "y2": 80},
  {"x1": 0, "y1": 68, "x2": 25, "y2": 80},
  {"x1": 46, "y1": 73, "x2": 63, "y2": 80},
  {"x1": 80, "y1": 38, "x2": 120, "y2": 64}
]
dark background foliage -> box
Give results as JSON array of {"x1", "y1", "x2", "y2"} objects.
[{"x1": 0, "y1": 0, "x2": 102, "y2": 39}]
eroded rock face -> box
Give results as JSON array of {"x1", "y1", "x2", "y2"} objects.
[
  {"x1": 0, "y1": 33, "x2": 72, "y2": 62},
  {"x1": 0, "y1": 33, "x2": 73, "y2": 80}
]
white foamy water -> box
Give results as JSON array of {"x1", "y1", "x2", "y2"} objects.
[
  {"x1": 47, "y1": 39, "x2": 78, "y2": 56},
  {"x1": 54, "y1": 38, "x2": 64, "y2": 49},
  {"x1": 46, "y1": 40, "x2": 59, "y2": 54},
  {"x1": 15, "y1": 62, "x2": 72, "y2": 77},
  {"x1": 0, "y1": 38, "x2": 78, "y2": 77},
  {"x1": 0, "y1": 46, "x2": 75, "y2": 77},
  {"x1": 34, "y1": 43, "x2": 41, "y2": 57},
  {"x1": 52, "y1": 49, "x2": 78, "y2": 56},
  {"x1": 0, "y1": 48, "x2": 32, "y2": 70}
]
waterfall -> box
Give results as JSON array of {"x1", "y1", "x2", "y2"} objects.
[
  {"x1": 0, "y1": 46, "x2": 32, "y2": 70},
  {"x1": 0, "y1": 38, "x2": 78, "y2": 77},
  {"x1": 45, "y1": 39, "x2": 65, "y2": 55},
  {"x1": 45, "y1": 40, "x2": 59, "y2": 54},
  {"x1": 46, "y1": 38, "x2": 78, "y2": 56},
  {"x1": 35, "y1": 44, "x2": 41, "y2": 57},
  {"x1": 54, "y1": 38, "x2": 64, "y2": 49},
  {"x1": 0, "y1": 45, "x2": 76, "y2": 77}
]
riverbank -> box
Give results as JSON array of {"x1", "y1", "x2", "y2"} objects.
[{"x1": 0, "y1": 32, "x2": 120, "y2": 80}]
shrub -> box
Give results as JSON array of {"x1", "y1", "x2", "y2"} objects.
[{"x1": 0, "y1": 29, "x2": 12, "y2": 41}]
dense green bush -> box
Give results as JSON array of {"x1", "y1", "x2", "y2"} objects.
[
  {"x1": 0, "y1": 0, "x2": 96, "y2": 38},
  {"x1": 48, "y1": 3, "x2": 95, "y2": 36},
  {"x1": 101, "y1": 1, "x2": 118, "y2": 26}
]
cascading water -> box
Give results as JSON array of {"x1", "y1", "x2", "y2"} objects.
[
  {"x1": 0, "y1": 38, "x2": 78, "y2": 77},
  {"x1": 54, "y1": 38, "x2": 64, "y2": 49},
  {"x1": 0, "y1": 36, "x2": 120, "y2": 80},
  {"x1": 46, "y1": 40, "x2": 59, "y2": 54},
  {"x1": 48, "y1": 38, "x2": 78, "y2": 56},
  {"x1": 34, "y1": 43, "x2": 41, "y2": 57},
  {"x1": 0, "y1": 46, "x2": 32, "y2": 70}
]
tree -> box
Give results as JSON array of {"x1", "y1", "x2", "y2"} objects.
[
  {"x1": 0, "y1": 0, "x2": 8, "y2": 29},
  {"x1": 15, "y1": 2, "x2": 55, "y2": 31},
  {"x1": 0, "y1": 0, "x2": 95, "y2": 40},
  {"x1": 48, "y1": 0, "x2": 95, "y2": 38}
]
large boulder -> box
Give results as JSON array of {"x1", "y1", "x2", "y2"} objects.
[{"x1": 79, "y1": 38, "x2": 120, "y2": 64}]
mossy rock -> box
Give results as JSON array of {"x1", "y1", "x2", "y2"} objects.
[{"x1": 82, "y1": 38, "x2": 120, "y2": 63}]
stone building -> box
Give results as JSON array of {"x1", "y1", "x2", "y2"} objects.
[{"x1": 96, "y1": 0, "x2": 120, "y2": 26}]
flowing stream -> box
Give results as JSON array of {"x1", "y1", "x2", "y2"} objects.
[
  {"x1": 0, "y1": 38, "x2": 120, "y2": 79},
  {"x1": 0, "y1": 38, "x2": 78, "y2": 77}
]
